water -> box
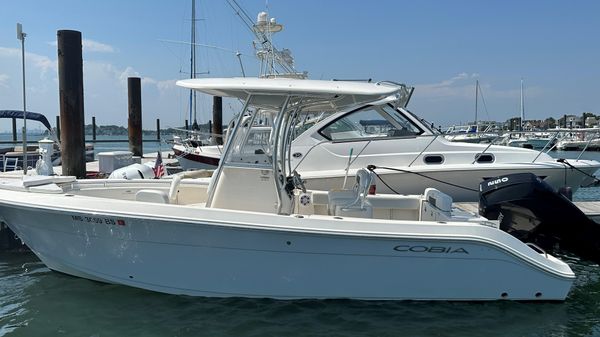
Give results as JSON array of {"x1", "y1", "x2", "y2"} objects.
[
  {"x1": 2, "y1": 147, "x2": 600, "y2": 336},
  {"x1": 0, "y1": 252, "x2": 599, "y2": 337},
  {"x1": 0, "y1": 133, "x2": 173, "y2": 158}
]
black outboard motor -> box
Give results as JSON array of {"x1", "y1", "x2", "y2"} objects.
[{"x1": 479, "y1": 173, "x2": 600, "y2": 263}]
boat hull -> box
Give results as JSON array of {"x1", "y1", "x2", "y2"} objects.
[
  {"x1": 0, "y1": 199, "x2": 573, "y2": 301},
  {"x1": 303, "y1": 162, "x2": 599, "y2": 202},
  {"x1": 173, "y1": 145, "x2": 220, "y2": 170},
  {"x1": 171, "y1": 140, "x2": 600, "y2": 202}
]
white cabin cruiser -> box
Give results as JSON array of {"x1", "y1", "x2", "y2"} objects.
[
  {"x1": 0, "y1": 78, "x2": 577, "y2": 300},
  {"x1": 172, "y1": 81, "x2": 600, "y2": 202}
]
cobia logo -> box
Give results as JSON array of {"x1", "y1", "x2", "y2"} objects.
[
  {"x1": 393, "y1": 245, "x2": 469, "y2": 254},
  {"x1": 486, "y1": 177, "x2": 509, "y2": 187}
]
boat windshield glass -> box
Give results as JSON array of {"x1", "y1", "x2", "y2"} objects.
[
  {"x1": 319, "y1": 105, "x2": 423, "y2": 141},
  {"x1": 291, "y1": 112, "x2": 333, "y2": 139},
  {"x1": 399, "y1": 107, "x2": 441, "y2": 134},
  {"x1": 222, "y1": 99, "x2": 276, "y2": 168}
]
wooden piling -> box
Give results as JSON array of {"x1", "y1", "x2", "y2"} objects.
[
  {"x1": 11, "y1": 118, "x2": 16, "y2": 141},
  {"x1": 92, "y1": 116, "x2": 96, "y2": 141},
  {"x1": 212, "y1": 96, "x2": 223, "y2": 145},
  {"x1": 156, "y1": 118, "x2": 161, "y2": 140},
  {"x1": 56, "y1": 116, "x2": 60, "y2": 141},
  {"x1": 185, "y1": 120, "x2": 189, "y2": 130},
  {"x1": 127, "y1": 77, "x2": 142, "y2": 157},
  {"x1": 57, "y1": 30, "x2": 86, "y2": 178}
]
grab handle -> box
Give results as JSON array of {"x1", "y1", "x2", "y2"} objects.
[{"x1": 526, "y1": 242, "x2": 548, "y2": 258}]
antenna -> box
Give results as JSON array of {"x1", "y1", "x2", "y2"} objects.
[
  {"x1": 17, "y1": 23, "x2": 24, "y2": 40},
  {"x1": 225, "y1": 0, "x2": 305, "y2": 78}
]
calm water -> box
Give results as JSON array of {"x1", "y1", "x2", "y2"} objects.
[
  {"x1": 0, "y1": 252, "x2": 599, "y2": 337},
  {"x1": 0, "y1": 133, "x2": 173, "y2": 159},
  {"x1": 2, "y1": 147, "x2": 600, "y2": 336}
]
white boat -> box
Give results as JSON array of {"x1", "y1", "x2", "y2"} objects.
[
  {"x1": 505, "y1": 135, "x2": 556, "y2": 150},
  {"x1": 444, "y1": 124, "x2": 498, "y2": 144},
  {"x1": 0, "y1": 78, "x2": 577, "y2": 300},
  {"x1": 557, "y1": 138, "x2": 600, "y2": 151},
  {"x1": 172, "y1": 79, "x2": 600, "y2": 201},
  {"x1": 556, "y1": 129, "x2": 600, "y2": 151}
]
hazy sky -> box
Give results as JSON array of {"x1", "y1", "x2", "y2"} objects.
[{"x1": 1, "y1": 0, "x2": 599, "y2": 132}]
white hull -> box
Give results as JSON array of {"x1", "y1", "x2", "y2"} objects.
[
  {"x1": 170, "y1": 146, "x2": 599, "y2": 202},
  {"x1": 172, "y1": 144, "x2": 220, "y2": 170},
  {"x1": 304, "y1": 162, "x2": 598, "y2": 202},
  {"x1": 1, "y1": 192, "x2": 572, "y2": 300}
]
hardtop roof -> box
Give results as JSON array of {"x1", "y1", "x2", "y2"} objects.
[{"x1": 176, "y1": 77, "x2": 403, "y2": 101}]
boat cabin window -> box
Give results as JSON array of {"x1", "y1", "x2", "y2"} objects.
[
  {"x1": 424, "y1": 154, "x2": 444, "y2": 164},
  {"x1": 318, "y1": 105, "x2": 423, "y2": 141},
  {"x1": 475, "y1": 153, "x2": 495, "y2": 163}
]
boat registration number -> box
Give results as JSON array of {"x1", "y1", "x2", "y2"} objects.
[{"x1": 71, "y1": 215, "x2": 126, "y2": 226}]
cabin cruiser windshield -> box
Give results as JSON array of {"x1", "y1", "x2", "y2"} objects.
[
  {"x1": 318, "y1": 104, "x2": 424, "y2": 141},
  {"x1": 402, "y1": 108, "x2": 442, "y2": 134}
]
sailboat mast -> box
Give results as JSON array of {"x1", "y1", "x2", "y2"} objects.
[
  {"x1": 520, "y1": 78, "x2": 524, "y2": 131},
  {"x1": 189, "y1": 0, "x2": 198, "y2": 129},
  {"x1": 475, "y1": 79, "x2": 478, "y2": 127}
]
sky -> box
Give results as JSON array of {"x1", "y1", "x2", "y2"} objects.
[{"x1": 1, "y1": 0, "x2": 599, "y2": 133}]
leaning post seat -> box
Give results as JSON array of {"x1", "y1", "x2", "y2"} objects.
[
  {"x1": 419, "y1": 188, "x2": 453, "y2": 221},
  {"x1": 327, "y1": 168, "x2": 375, "y2": 218}
]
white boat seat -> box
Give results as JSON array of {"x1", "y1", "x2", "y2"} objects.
[
  {"x1": 423, "y1": 188, "x2": 452, "y2": 212},
  {"x1": 328, "y1": 168, "x2": 374, "y2": 218},
  {"x1": 135, "y1": 175, "x2": 183, "y2": 204},
  {"x1": 135, "y1": 189, "x2": 170, "y2": 204}
]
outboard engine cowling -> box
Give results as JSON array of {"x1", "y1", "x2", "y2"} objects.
[{"x1": 479, "y1": 172, "x2": 600, "y2": 263}]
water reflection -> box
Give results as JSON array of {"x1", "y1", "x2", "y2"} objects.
[{"x1": 1, "y1": 251, "x2": 600, "y2": 337}]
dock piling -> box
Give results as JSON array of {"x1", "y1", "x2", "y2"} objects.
[
  {"x1": 212, "y1": 96, "x2": 223, "y2": 145},
  {"x1": 156, "y1": 118, "x2": 161, "y2": 140},
  {"x1": 92, "y1": 116, "x2": 96, "y2": 141},
  {"x1": 57, "y1": 29, "x2": 86, "y2": 178},
  {"x1": 55, "y1": 116, "x2": 60, "y2": 141},
  {"x1": 127, "y1": 77, "x2": 143, "y2": 157},
  {"x1": 11, "y1": 118, "x2": 16, "y2": 142}
]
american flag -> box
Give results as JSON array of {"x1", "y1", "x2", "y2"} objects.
[{"x1": 153, "y1": 151, "x2": 165, "y2": 178}]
